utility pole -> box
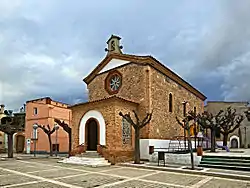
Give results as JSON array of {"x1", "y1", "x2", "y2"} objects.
[{"x1": 244, "y1": 127, "x2": 247, "y2": 149}]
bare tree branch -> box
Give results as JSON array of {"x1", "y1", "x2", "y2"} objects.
[
  {"x1": 132, "y1": 110, "x2": 140, "y2": 125},
  {"x1": 119, "y1": 112, "x2": 136, "y2": 128}
]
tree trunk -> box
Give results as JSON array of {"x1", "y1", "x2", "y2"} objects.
[
  {"x1": 223, "y1": 133, "x2": 228, "y2": 147},
  {"x1": 68, "y1": 131, "x2": 72, "y2": 157},
  {"x1": 187, "y1": 123, "x2": 194, "y2": 170},
  {"x1": 134, "y1": 128, "x2": 140, "y2": 164},
  {"x1": 7, "y1": 133, "x2": 14, "y2": 158},
  {"x1": 238, "y1": 128, "x2": 243, "y2": 148},
  {"x1": 211, "y1": 129, "x2": 216, "y2": 152},
  {"x1": 48, "y1": 134, "x2": 53, "y2": 156}
]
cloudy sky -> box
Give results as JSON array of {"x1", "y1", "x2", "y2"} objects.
[{"x1": 1, "y1": 0, "x2": 250, "y2": 111}]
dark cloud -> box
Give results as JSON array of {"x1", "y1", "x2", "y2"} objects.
[{"x1": 1, "y1": 0, "x2": 250, "y2": 111}]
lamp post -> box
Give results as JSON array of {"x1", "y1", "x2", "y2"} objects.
[
  {"x1": 33, "y1": 123, "x2": 38, "y2": 157},
  {"x1": 54, "y1": 124, "x2": 60, "y2": 157},
  {"x1": 182, "y1": 101, "x2": 188, "y2": 150}
]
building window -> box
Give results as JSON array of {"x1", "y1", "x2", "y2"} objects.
[
  {"x1": 169, "y1": 93, "x2": 173, "y2": 112},
  {"x1": 33, "y1": 107, "x2": 38, "y2": 115},
  {"x1": 105, "y1": 70, "x2": 123, "y2": 95},
  {"x1": 122, "y1": 118, "x2": 132, "y2": 144}
]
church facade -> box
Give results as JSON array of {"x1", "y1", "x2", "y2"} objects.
[{"x1": 70, "y1": 35, "x2": 206, "y2": 163}]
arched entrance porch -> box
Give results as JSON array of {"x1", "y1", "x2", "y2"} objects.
[{"x1": 79, "y1": 110, "x2": 106, "y2": 150}]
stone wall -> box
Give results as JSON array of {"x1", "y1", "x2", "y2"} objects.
[
  {"x1": 150, "y1": 152, "x2": 202, "y2": 166},
  {"x1": 149, "y1": 67, "x2": 204, "y2": 140}
]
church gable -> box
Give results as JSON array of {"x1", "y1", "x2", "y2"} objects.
[
  {"x1": 87, "y1": 63, "x2": 147, "y2": 103},
  {"x1": 84, "y1": 34, "x2": 206, "y2": 101},
  {"x1": 99, "y1": 58, "x2": 130, "y2": 74}
]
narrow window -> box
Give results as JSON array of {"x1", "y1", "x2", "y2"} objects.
[
  {"x1": 122, "y1": 118, "x2": 132, "y2": 144},
  {"x1": 33, "y1": 107, "x2": 38, "y2": 115},
  {"x1": 169, "y1": 93, "x2": 173, "y2": 112},
  {"x1": 194, "y1": 106, "x2": 197, "y2": 114}
]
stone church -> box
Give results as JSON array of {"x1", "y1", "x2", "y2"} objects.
[{"x1": 70, "y1": 35, "x2": 206, "y2": 163}]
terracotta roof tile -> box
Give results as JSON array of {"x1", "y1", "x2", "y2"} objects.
[{"x1": 69, "y1": 95, "x2": 139, "y2": 108}]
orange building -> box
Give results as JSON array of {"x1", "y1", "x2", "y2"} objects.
[{"x1": 25, "y1": 97, "x2": 71, "y2": 154}]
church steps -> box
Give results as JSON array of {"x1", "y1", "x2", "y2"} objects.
[
  {"x1": 58, "y1": 151, "x2": 111, "y2": 167},
  {"x1": 198, "y1": 155, "x2": 250, "y2": 171}
]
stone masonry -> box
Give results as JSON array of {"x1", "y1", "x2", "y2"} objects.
[{"x1": 71, "y1": 96, "x2": 138, "y2": 163}]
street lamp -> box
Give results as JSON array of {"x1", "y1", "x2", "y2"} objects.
[
  {"x1": 54, "y1": 124, "x2": 60, "y2": 157},
  {"x1": 33, "y1": 123, "x2": 38, "y2": 157}
]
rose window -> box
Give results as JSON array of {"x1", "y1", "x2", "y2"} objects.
[
  {"x1": 110, "y1": 74, "x2": 121, "y2": 91},
  {"x1": 105, "y1": 70, "x2": 122, "y2": 94}
]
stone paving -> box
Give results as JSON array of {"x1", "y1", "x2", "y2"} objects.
[{"x1": 0, "y1": 158, "x2": 250, "y2": 187}]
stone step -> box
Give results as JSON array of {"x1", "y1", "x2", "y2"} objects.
[
  {"x1": 199, "y1": 155, "x2": 250, "y2": 171},
  {"x1": 202, "y1": 158, "x2": 250, "y2": 163},
  {"x1": 58, "y1": 156, "x2": 111, "y2": 167},
  {"x1": 202, "y1": 155, "x2": 250, "y2": 160},
  {"x1": 200, "y1": 161, "x2": 250, "y2": 167},
  {"x1": 77, "y1": 151, "x2": 102, "y2": 158},
  {"x1": 198, "y1": 163, "x2": 250, "y2": 171}
]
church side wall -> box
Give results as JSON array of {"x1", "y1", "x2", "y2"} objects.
[{"x1": 149, "y1": 68, "x2": 204, "y2": 140}]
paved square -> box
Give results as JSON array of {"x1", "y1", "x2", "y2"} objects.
[
  {"x1": 58, "y1": 173, "x2": 125, "y2": 187},
  {"x1": 0, "y1": 158, "x2": 250, "y2": 187},
  {"x1": 0, "y1": 174, "x2": 37, "y2": 187},
  {"x1": 103, "y1": 167, "x2": 156, "y2": 178},
  {"x1": 141, "y1": 171, "x2": 203, "y2": 186}
]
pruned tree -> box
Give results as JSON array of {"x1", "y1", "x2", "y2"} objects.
[
  {"x1": 244, "y1": 109, "x2": 250, "y2": 121},
  {"x1": 119, "y1": 110, "x2": 153, "y2": 164},
  {"x1": 176, "y1": 110, "x2": 196, "y2": 170},
  {"x1": 54, "y1": 119, "x2": 72, "y2": 156},
  {"x1": 0, "y1": 111, "x2": 25, "y2": 158},
  {"x1": 37, "y1": 125, "x2": 56, "y2": 156},
  {"x1": 196, "y1": 110, "x2": 223, "y2": 152},
  {"x1": 217, "y1": 107, "x2": 244, "y2": 146}
]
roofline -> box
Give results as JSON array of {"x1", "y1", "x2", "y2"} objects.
[
  {"x1": 147, "y1": 56, "x2": 207, "y2": 101},
  {"x1": 82, "y1": 53, "x2": 207, "y2": 101},
  {"x1": 70, "y1": 95, "x2": 139, "y2": 108},
  {"x1": 26, "y1": 97, "x2": 70, "y2": 106},
  {"x1": 207, "y1": 101, "x2": 249, "y2": 104}
]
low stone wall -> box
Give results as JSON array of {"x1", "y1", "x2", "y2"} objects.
[{"x1": 150, "y1": 152, "x2": 202, "y2": 166}]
